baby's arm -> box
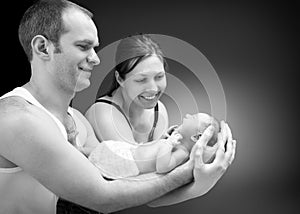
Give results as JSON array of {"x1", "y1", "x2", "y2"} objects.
[
  {"x1": 156, "y1": 145, "x2": 189, "y2": 174},
  {"x1": 155, "y1": 132, "x2": 188, "y2": 173}
]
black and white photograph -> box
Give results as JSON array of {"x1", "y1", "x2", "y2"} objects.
[{"x1": 0, "y1": 0, "x2": 299, "y2": 213}]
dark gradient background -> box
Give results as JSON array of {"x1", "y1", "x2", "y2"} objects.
[{"x1": 2, "y1": 0, "x2": 299, "y2": 213}]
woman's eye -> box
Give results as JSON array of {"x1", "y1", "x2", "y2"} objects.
[
  {"x1": 156, "y1": 75, "x2": 164, "y2": 80},
  {"x1": 135, "y1": 78, "x2": 147, "y2": 83}
]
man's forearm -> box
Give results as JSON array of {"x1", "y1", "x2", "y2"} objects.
[{"x1": 100, "y1": 161, "x2": 193, "y2": 212}]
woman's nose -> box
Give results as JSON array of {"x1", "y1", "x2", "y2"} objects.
[{"x1": 146, "y1": 79, "x2": 158, "y2": 91}]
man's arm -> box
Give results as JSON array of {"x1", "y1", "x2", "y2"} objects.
[{"x1": 0, "y1": 100, "x2": 193, "y2": 213}]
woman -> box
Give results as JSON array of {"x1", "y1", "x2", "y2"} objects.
[
  {"x1": 83, "y1": 34, "x2": 237, "y2": 209},
  {"x1": 85, "y1": 34, "x2": 169, "y2": 144}
]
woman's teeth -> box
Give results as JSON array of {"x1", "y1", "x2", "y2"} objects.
[{"x1": 143, "y1": 95, "x2": 156, "y2": 100}]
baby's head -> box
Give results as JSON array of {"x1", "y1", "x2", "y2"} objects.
[{"x1": 177, "y1": 113, "x2": 220, "y2": 151}]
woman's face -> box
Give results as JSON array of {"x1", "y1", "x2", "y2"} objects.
[{"x1": 121, "y1": 55, "x2": 166, "y2": 109}]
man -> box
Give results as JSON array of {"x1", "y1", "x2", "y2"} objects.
[{"x1": 0, "y1": 0, "x2": 236, "y2": 213}]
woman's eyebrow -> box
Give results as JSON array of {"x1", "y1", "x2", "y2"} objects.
[{"x1": 136, "y1": 71, "x2": 165, "y2": 77}]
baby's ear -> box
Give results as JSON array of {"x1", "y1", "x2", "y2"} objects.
[{"x1": 190, "y1": 132, "x2": 202, "y2": 143}]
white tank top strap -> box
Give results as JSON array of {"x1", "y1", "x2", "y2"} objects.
[{"x1": 0, "y1": 87, "x2": 72, "y2": 140}]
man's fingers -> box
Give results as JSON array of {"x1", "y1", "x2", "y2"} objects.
[
  {"x1": 229, "y1": 140, "x2": 237, "y2": 164},
  {"x1": 194, "y1": 144, "x2": 204, "y2": 168},
  {"x1": 190, "y1": 125, "x2": 214, "y2": 161},
  {"x1": 216, "y1": 132, "x2": 226, "y2": 152},
  {"x1": 219, "y1": 121, "x2": 227, "y2": 150},
  {"x1": 220, "y1": 121, "x2": 227, "y2": 139},
  {"x1": 224, "y1": 139, "x2": 233, "y2": 163},
  {"x1": 196, "y1": 125, "x2": 215, "y2": 147},
  {"x1": 226, "y1": 123, "x2": 233, "y2": 142},
  {"x1": 213, "y1": 133, "x2": 226, "y2": 163}
]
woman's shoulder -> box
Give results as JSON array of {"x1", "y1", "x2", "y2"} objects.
[
  {"x1": 157, "y1": 100, "x2": 168, "y2": 117},
  {"x1": 95, "y1": 95, "x2": 113, "y2": 103},
  {"x1": 157, "y1": 100, "x2": 166, "y2": 109},
  {"x1": 86, "y1": 96, "x2": 115, "y2": 113}
]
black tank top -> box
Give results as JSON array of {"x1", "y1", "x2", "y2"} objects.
[{"x1": 95, "y1": 99, "x2": 159, "y2": 142}]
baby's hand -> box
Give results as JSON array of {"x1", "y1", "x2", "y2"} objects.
[
  {"x1": 165, "y1": 131, "x2": 183, "y2": 147},
  {"x1": 161, "y1": 125, "x2": 179, "y2": 139}
]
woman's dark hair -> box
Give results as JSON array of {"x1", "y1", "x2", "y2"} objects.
[{"x1": 100, "y1": 34, "x2": 168, "y2": 97}]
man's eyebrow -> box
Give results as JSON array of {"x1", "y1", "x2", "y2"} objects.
[{"x1": 76, "y1": 39, "x2": 99, "y2": 47}]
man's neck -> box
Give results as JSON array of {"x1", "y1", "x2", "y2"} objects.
[{"x1": 23, "y1": 80, "x2": 74, "y2": 119}]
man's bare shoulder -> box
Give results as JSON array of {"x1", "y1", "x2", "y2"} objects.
[
  {"x1": 0, "y1": 96, "x2": 54, "y2": 130},
  {"x1": 0, "y1": 96, "x2": 30, "y2": 113}
]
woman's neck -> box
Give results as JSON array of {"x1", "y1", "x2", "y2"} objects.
[{"x1": 116, "y1": 89, "x2": 145, "y2": 121}]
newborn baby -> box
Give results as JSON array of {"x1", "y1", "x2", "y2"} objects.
[{"x1": 89, "y1": 113, "x2": 219, "y2": 179}]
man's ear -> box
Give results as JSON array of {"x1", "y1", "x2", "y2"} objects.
[
  {"x1": 115, "y1": 70, "x2": 124, "y2": 87},
  {"x1": 31, "y1": 35, "x2": 51, "y2": 60}
]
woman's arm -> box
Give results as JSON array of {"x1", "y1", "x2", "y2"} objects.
[{"x1": 72, "y1": 108, "x2": 100, "y2": 156}]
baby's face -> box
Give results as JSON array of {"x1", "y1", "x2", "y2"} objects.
[{"x1": 178, "y1": 113, "x2": 218, "y2": 146}]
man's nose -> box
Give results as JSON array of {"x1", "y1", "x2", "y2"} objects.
[{"x1": 87, "y1": 49, "x2": 100, "y2": 65}]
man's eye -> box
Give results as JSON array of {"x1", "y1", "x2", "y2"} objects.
[{"x1": 78, "y1": 45, "x2": 89, "y2": 50}]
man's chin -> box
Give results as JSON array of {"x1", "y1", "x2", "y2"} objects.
[{"x1": 74, "y1": 81, "x2": 90, "y2": 92}]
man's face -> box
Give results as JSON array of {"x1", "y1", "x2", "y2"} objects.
[
  {"x1": 121, "y1": 55, "x2": 167, "y2": 109},
  {"x1": 52, "y1": 8, "x2": 100, "y2": 93}
]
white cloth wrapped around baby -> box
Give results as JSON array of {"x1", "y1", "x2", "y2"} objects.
[{"x1": 89, "y1": 140, "x2": 140, "y2": 179}]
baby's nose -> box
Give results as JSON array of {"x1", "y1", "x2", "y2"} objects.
[{"x1": 185, "y1": 114, "x2": 192, "y2": 118}]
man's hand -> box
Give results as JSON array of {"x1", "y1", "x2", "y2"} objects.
[
  {"x1": 148, "y1": 121, "x2": 236, "y2": 207},
  {"x1": 190, "y1": 121, "x2": 236, "y2": 193}
]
